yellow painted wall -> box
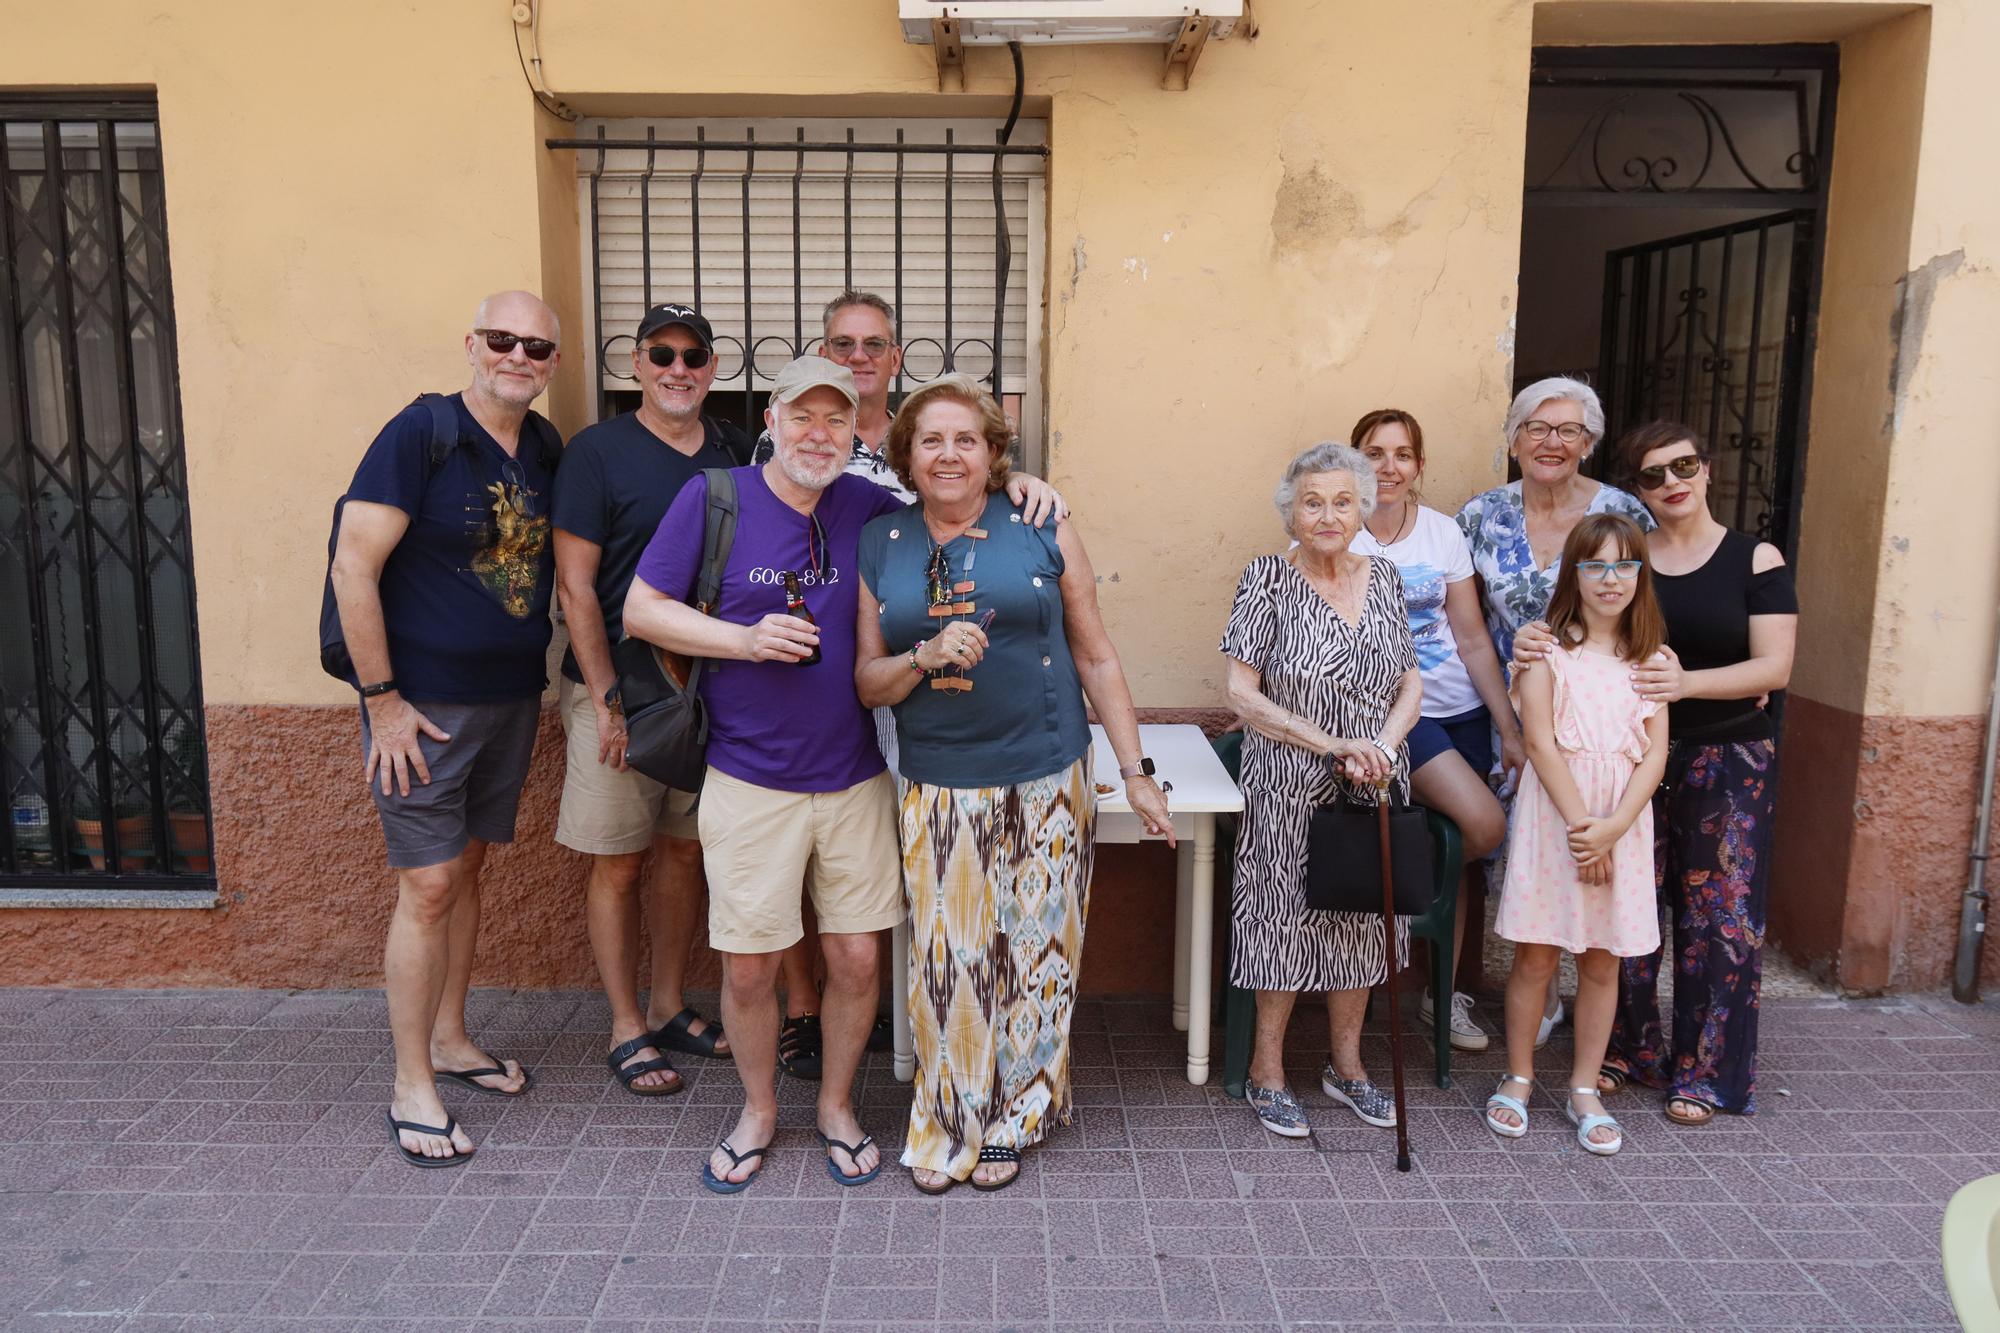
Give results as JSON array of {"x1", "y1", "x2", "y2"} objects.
[{"x1": 4, "y1": 0, "x2": 1995, "y2": 723}]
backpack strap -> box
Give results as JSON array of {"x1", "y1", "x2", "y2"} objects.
[
  {"x1": 683, "y1": 468, "x2": 740, "y2": 697},
  {"x1": 414, "y1": 392, "x2": 461, "y2": 477},
  {"x1": 522, "y1": 409, "x2": 564, "y2": 473}
]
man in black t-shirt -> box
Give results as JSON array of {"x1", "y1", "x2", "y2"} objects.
[
  {"x1": 551, "y1": 303, "x2": 746, "y2": 1096},
  {"x1": 331, "y1": 290, "x2": 560, "y2": 1168}
]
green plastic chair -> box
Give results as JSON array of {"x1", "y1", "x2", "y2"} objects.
[{"x1": 1211, "y1": 731, "x2": 1464, "y2": 1097}]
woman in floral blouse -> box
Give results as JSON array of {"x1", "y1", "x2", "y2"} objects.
[{"x1": 1456, "y1": 376, "x2": 1652, "y2": 1041}]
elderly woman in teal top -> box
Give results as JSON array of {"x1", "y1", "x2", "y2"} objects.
[{"x1": 856, "y1": 376, "x2": 1170, "y2": 1195}]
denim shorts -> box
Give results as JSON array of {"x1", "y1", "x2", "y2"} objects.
[
  {"x1": 1407, "y1": 704, "x2": 1494, "y2": 777},
  {"x1": 360, "y1": 697, "x2": 541, "y2": 869}
]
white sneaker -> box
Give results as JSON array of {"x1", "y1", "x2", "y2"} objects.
[
  {"x1": 1535, "y1": 996, "x2": 1566, "y2": 1051},
  {"x1": 1421, "y1": 990, "x2": 1490, "y2": 1052}
]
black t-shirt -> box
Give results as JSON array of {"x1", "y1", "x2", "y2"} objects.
[
  {"x1": 344, "y1": 394, "x2": 556, "y2": 703},
  {"x1": 550, "y1": 413, "x2": 747, "y2": 683},
  {"x1": 1654, "y1": 527, "x2": 1798, "y2": 741}
]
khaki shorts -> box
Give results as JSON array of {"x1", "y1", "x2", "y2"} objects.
[
  {"x1": 555, "y1": 676, "x2": 698, "y2": 854},
  {"x1": 697, "y1": 766, "x2": 903, "y2": 954}
]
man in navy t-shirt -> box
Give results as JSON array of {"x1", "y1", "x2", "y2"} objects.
[
  {"x1": 550, "y1": 303, "x2": 747, "y2": 1098},
  {"x1": 330, "y1": 290, "x2": 560, "y2": 1169}
]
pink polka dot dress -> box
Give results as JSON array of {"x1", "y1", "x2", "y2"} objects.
[{"x1": 1496, "y1": 644, "x2": 1663, "y2": 958}]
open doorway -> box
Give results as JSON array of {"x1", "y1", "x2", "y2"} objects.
[{"x1": 1514, "y1": 45, "x2": 1838, "y2": 557}]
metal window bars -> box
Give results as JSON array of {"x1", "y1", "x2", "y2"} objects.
[
  {"x1": 551, "y1": 121, "x2": 1049, "y2": 446},
  {"x1": 0, "y1": 102, "x2": 212, "y2": 886}
]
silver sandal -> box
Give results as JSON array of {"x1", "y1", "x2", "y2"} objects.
[
  {"x1": 1566, "y1": 1086, "x2": 1623, "y2": 1156},
  {"x1": 1485, "y1": 1074, "x2": 1531, "y2": 1139}
]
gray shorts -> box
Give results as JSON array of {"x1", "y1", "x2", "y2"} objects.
[{"x1": 360, "y1": 697, "x2": 541, "y2": 869}]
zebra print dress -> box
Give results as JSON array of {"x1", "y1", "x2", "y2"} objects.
[{"x1": 1221, "y1": 554, "x2": 1418, "y2": 992}]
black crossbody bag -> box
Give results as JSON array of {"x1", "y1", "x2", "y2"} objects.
[
  {"x1": 612, "y1": 468, "x2": 738, "y2": 791},
  {"x1": 1303, "y1": 787, "x2": 1435, "y2": 914}
]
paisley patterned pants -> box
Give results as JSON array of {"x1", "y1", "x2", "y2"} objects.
[
  {"x1": 1609, "y1": 739, "x2": 1777, "y2": 1114},
  {"x1": 899, "y1": 756, "x2": 1096, "y2": 1179}
]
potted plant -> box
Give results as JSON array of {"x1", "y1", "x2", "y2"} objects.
[
  {"x1": 164, "y1": 726, "x2": 212, "y2": 872},
  {"x1": 71, "y1": 789, "x2": 155, "y2": 872}
]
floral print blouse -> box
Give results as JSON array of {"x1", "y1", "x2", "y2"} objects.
[{"x1": 1454, "y1": 479, "x2": 1654, "y2": 663}]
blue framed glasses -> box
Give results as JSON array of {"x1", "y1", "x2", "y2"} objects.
[{"x1": 1576, "y1": 559, "x2": 1643, "y2": 582}]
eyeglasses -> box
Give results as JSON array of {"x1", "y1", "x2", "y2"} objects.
[
  {"x1": 1634, "y1": 454, "x2": 1705, "y2": 490},
  {"x1": 1576, "y1": 559, "x2": 1643, "y2": 582},
  {"x1": 644, "y1": 345, "x2": 713, "y2": 370},
  {"x1": 824, "y1": 336, "x2": 894, "y2": 359},
  {"x1": 474, "y1": 329, "x2": 557, "y2": 361},
  {"x1": 1519, "y1": 420, "x2": 1590, "y2": 444}
]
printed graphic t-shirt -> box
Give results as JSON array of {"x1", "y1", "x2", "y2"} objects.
[
  {"x1": 550, "y1": 413, "x2": 742, "y2": 684},
  {"x1": 344, "y1": 393, "x2": 555, "y2": 703},
  {"x1": 1350, "y1": 504, "x2": 1482, "y2": 718},
  {"x1": 630, "y1": 467, "x2": 908, "y2": 792}
]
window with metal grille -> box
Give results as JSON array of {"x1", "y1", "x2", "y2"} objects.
[
  {"x1": 561, "y1": 117, "x2": 1050, "y2": 469},
  {"x1": 0, "y1": 99, "x2": 212, "y2": 888}
]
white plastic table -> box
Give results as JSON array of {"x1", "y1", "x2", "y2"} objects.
[{"x1": 889, "y1": 722, "x2": 1243, "y2": 1086}]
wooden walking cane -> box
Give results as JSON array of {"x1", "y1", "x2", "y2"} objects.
[{"x1": 1376, "y1": 779, "x2": 1412, "y2": 1172}]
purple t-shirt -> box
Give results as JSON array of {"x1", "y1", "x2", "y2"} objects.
[{"x1": 631, "y1": 466, "x2": 907, "y2": 792}]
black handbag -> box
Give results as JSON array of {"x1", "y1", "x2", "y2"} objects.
[
  {"x1": 614, "y1": 468, "x2": 737, "y2": 791},
  {"x1": 1304, "y1": 790, "x2": 1435, "y2": 914}
]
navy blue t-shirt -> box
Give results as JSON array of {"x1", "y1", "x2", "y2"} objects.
[
  {"x1": 550, "y1": 413, "x2": 746, "y2": 684},
  {"x1": 343, "y1": 394, "x2": 556, "y2": 703}
]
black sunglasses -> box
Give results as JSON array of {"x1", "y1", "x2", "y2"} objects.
[
  {"x1": 644, "y1": 345, "x2": 713, "y2": 370},
  {"x1": 475, "y1": 328, "x2": 557, "y2": 361},
  {"x1": 1634, "y1": 453, "x2": 1705, "y2": 490}
]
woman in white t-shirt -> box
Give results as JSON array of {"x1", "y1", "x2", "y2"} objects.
[{"x1": 1348, "y1": 409, "x2": 1522, "y2": 1052}]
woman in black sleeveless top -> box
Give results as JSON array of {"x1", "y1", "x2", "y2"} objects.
[{"x1": 1515, "y1": 422, "x2": 1796, "y2": 1124}]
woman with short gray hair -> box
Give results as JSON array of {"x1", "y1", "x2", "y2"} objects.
[{"x1": 1220, "y1": 442, "x2": 1423, "y2": 1138}]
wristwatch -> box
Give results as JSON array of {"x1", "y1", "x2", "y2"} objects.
[
  {"x1": 1119, "y1": 757, "x2": 1156, "y2": 780},
  {"x1": 359, "y1": 678, "x2": 398, "y2": 698}
]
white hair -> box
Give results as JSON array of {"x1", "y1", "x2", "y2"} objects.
[
  {"x1": 1505, "y1": 376, "x2": 1604, "y2": 455},
  {"x1": 472, "y1": 290, "x2": 561, "y2": 343},
  {"x1": 1274, "y1": 441, "x2": 1377, "y2": 531}
]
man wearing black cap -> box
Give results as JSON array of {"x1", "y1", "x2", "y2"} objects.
[{"x1": 550, "y1": 303, "x2": 749, "y2": 1097}]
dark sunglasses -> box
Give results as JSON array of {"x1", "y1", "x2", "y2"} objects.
[
  {"x1": 644, "y1": 345, "x2": 713, "y2": 370},
  {"x1": 1634, "y1": 453, "x2": 1705, "y2": 490},
  {"x1": 474, "y1": 328, "x2": 557, "y2": 361}
]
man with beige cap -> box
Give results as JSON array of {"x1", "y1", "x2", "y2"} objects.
[{"x1": 624, "y1": 356, "x2": 909, "y2": 1192}]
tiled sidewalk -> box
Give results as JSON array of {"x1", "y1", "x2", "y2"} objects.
[{"x1": 0, "y1": 986, "x2": 1990, "y2": 1331}]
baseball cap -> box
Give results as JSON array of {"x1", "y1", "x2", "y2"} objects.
[
  {"x1": 635, "y1": 303, "x2": 713, "y2": 347},
  {"x1": 769, "y1": 355, "x2": 858, "y2": 408}
]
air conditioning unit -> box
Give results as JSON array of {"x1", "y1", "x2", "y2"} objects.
[{"x1": 899, "y1": 1, "x2": 1245, "y2": 46}]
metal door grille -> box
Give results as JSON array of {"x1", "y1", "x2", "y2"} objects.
[{"x1": 0, "y1": 99, "x2": 211, "y2": 887}]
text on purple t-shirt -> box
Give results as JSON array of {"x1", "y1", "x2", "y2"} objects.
[{"x1": 630, "y1": 466, "x2": 908, "y2": 793}]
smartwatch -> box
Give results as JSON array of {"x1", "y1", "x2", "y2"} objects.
[
  {"x1": 1119, "y1": 757, "x2": 1156, "y2": 780},
  {"x1": 359, "y1": 678, "x2": 398, "y2": 699}
]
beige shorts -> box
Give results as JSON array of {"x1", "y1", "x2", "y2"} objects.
[
  {"x1": 555, "y1": 676, "x2": 698, "y2": 854},
  {"x1": 697, "y1": 766, "x2": 903, "y2": 954}
]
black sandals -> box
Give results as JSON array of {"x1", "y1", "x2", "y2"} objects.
[
  {"x1": 385, "y1": 1109, "x2": 473, "y2": 1169},
  {"x1": 606, "y1": 1034, "x2": 683, "y2": 1097},
  {"x1": 778, "y1": 1013, "x2": 823, "y2": 1079},
  {"x1": 651, "y1": 1007, "x2": 728, "y2": 1060}
]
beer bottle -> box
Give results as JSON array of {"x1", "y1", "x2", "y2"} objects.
[{"x1": 780, "y1": 570, "x2": 821, "y2": 666}]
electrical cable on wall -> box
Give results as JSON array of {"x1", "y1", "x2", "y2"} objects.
[
  {"x1": 512, "y1": 0, "x2": 579, "y2": 121},
  {"x1": 989, "y1": 40, "x2": 1022, "y2": 403}
]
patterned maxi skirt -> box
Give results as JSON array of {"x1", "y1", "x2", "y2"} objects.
[{"x1": 898, "y1": 754, "x2": 1096, "y2": 1179}]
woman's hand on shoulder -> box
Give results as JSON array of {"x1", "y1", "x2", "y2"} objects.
[
  {"x1": 1003, "y1": 472, "x2": 1066, "y2": 527},
  {"x1": 1512, "y1": 620, "x2": 1557, "y2": 672},
  {"x1": 1629, "y1": 645, "x2": 1683, "y2": 702}
]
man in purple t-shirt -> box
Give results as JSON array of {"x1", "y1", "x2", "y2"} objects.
[{"x1": 625, "y1": 356, "x2": 905, "y2": 1192}]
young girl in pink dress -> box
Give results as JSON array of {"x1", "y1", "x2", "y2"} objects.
[{"x1": 1484, "y1": 515, "x2": 1669, "y2": 1156}]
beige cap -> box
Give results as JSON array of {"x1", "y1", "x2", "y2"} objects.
[{"x1": 768, "y1": 355, "x2": 858, "y2": 407}]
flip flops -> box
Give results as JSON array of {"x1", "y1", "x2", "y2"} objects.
[
  {"x1": 700, "y1": 1139, "x2": 772, "y2": 1195},
  {"x1": 651, "y1": 1008, "x2": 728, "y2": 1060},
  {"x1": 434, "y1": 1058, "x2": 532, "y2": 1098},
  {"x1": 818, "y1": 1130, "x2": 882, "y2": 1187},
  {"x1": 606, "y1": 1034, "x2": 683, "y2": 1097},
  {"x1": 385, "y1": 1109, "x2": 473, "y2": 1169}
]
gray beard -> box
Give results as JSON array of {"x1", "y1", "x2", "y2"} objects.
[{"x1": 775, "y1": 449, "x2": 842, "y2": 493}]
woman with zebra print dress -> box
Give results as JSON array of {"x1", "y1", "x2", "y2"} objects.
[{"x1": 1222, "y1": 442, "x2": 1423, "y2": 1137}]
